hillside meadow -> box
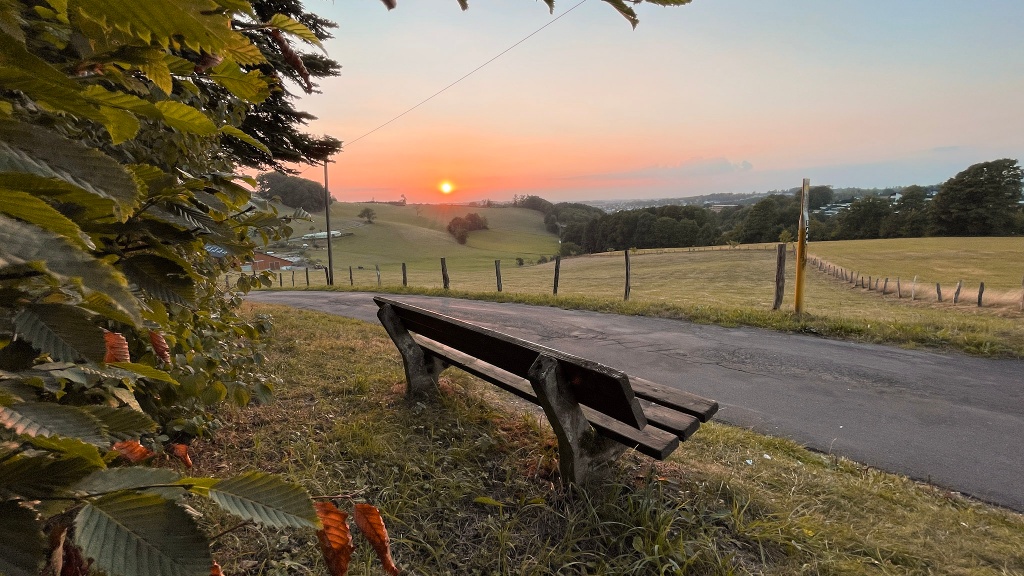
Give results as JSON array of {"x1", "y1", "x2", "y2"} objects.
[
  {"x1": 247, "y1": 204, "x2": 1024, "y2": 357},
  {"x1": 196, "y1": 304, "x2": 1024, "y2": 575}
]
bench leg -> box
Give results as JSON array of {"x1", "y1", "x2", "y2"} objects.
[
  {"x1": 377, "y1": 304, "x2": 447, "y2": 398},
  {"x1": 528, "y1": 355, "x2": 624, "y2": 485}
]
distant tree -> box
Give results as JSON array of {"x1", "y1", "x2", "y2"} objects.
[
  {"x1": 832, "y1": 196, "x2": 892, "y2": 239},
  {"x1": 880, "y1": 185, "x2": 930, "y2": 238},
  {"x1": 807, "y1": 185, "x2": 834, "y2": 210},
  {"x1": 358, "y1": 207, "x2": 377, "y2": 223},
  {"x1": 257, "y1": 171, "x2": 328, "y2": 211},
  {"x1": 931, "y1": 159, "x2": 1023, "y2": 236},
  {"x1": 779, "y1": 229, "x2": 794, "y2": 244},
  {"x1": 447, "y1": 213, "x2": 487, "y2": 243},
  {"x1": 559, "y1": 242, "x2": 583, "y2": 256}
]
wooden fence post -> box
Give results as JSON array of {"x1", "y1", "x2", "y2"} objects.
[
  {"x1": 441, "y1": 257, "x2": 450, "y2": 290},
  {"x1": 978, "y1": 282, "x2": 985, "y2": 307},
  {"x1": 882, "y1": 278, "x2": 888, "y2": 294},
  {"x1": 868, "y1": 276, "x2": 872, "y2": 290},
  {"x1": 375, "y1": 264, "x2": 381, "y2": 288},
  {"x1": 553, "y1": 255, "x2": 561, "y2": 295},
  {"x1": 911, "y1": 275, "x2": 918, "y2": 300},
  {"x1": 305, "y1": 267, "x2": 310, "y2": 286},
  {"x1": 896, "y1": 277, "x2": 901, "y2": 298},
  {"x1": 953, "y1": 280, "x2": 962, "y2": 304},
  {"x1": 402, "y1": 263, "x2": 408, "y2": 287},
  {"x1": 278, "y1": 272, "x2": 282, "y2": 287},
  {"x1": 494, "y1": 260, "x2": 502, "y2": 292},
  {"x1": 349, "y1": 266, "x2": 353, "y2": 286},
  {"x1": 324, "y1": 267, "x2": 330, "y2": 284},
  {"x1": 936, "y1": 283, "x2": 942, "y2": 302},
  {"x1": 773, "y1": 243, "x2": 786, "y2": 310},
  {"x1": 623, "y1": 250, "x2": 631, "y2": 301},
  {"x1": 290, "y1": 270, "x2": 294, "y2": 286}
]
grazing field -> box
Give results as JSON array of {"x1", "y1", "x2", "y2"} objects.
[
  {"x1": 198, "y1": 305, "x2": 1024, "y2": 575},
  {"x1": 248, "y1": 206, "x2": 1024, "y2": 356}
]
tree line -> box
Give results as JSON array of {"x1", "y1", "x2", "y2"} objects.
[{"x1": 516, "y1": 158, "x2": 1023, "y2": 253}]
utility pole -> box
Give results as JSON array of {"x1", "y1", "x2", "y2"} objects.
[
  {"x1": 794, "y1": 178, "x2": 810, "y2": 314},
  {"x1": 323, "y1": 159, "x2": 334, "y2": 286}
]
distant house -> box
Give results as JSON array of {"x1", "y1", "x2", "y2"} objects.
[
  {"x1": 243, "y1": 252, "x2": 294, "y2": 273},
  {"x1": 708, "y1": 204, "x2": 740, "y2": 213},
  {"x1": 887, "y1": 192, "x2": 903, "y2": 203}
]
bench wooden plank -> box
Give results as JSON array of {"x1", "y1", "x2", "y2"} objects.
[
  {"x1": 413, "y1": 335, "x2": 681, "y2": 459},
  {"x1": 630, "y1": 377, "x2": 719, "y2": 422},
  {"x1": 376, "y1": 297, "x2": 647, "y2": 429}
]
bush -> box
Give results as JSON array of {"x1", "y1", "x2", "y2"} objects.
[
  {"x1": 516, "y1": 257, "x2": 525, "y2": 266},
  {"x1": 447, "y1": 212, "x2": 487, "y2": 242},
  {"x1": 537, "y1": 255, "x2": 548, "y2": 264}
]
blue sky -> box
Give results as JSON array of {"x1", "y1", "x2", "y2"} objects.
[{"x1": 294, "y1": 0, "x2": 1024, "y2": 202}]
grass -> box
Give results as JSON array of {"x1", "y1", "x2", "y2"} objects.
[
  {"x1": 196, "y1": 304, "x2": 1024, "y2": 575},
  {"x1": 254, "y1": 205, "x2": 1024, "y2": 356}
]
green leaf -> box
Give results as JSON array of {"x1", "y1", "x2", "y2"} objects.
[
  {"x1": 206, "y1": 471, "x2": 318, "y2": 528},
  {"x1": 83, "y1": 84, "x2": 161, "y2": 118},
  {"x1": 209, "y1": 60, "x2": 270, "y2": 103},
  {"x1": 0, "y1": 401, "x2": 108, "y2": 446},
  {"x1": 0, "y1": 501, "x2": 46, "y2": 576},
  {"x1": 0, "y1": 215, "x2": 141, "y2": 324},
  {"x1": 219, "y1": 125, "x2": 270, "y2": 154},
  {"x1": 0, "y1": 452, "x2": 100, "y2": 498},
  {"x1": 473, "y1": 496, "x2": 505, "y2": 507},
  {"x1": 98, "y1": 104, "x2": 141, "y2": 143},
  {"x1": 0, "y1": 187, "x2": 95, "y2": 249},
  {"x1": 26, "y1": 435, "x2": 106, "y2": 468},
  {"x1": 266, "y1": 13, "x2": 322, "y2": 49},
  {"x1": 76, "y1": 467, "x2": 184, "y2": 500},
  {"x1": 75, "y1": 492, "x2": 212, "y2": 576},
  {"x1": 601, "y1": 0, "x2": 640, "y2": 28},
  {"x1": 120, "y1": 254, "x2": 196, "y2": 306},
  {"x1": 14, "y1": 303, "x2": 106, "y2": 363},
  {"x1": 0, "y1": 172, "x2": 122, "y2": 224},
  {"x1": 0, "y1": 119, "x2": 141, "y2": 213},
  {"x1": 105, "y1": 362, "x2": 178, "y2": 386},
  {"x1": 154, "y1": 101, "x2": 217, "y2": 135},
  {"x1": 81, "y1": 405, "x2": 159, "y2": 439}
]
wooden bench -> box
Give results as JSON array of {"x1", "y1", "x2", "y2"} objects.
[{"x1": 374, "y1": 296, "x2": 718, "y2": 484}]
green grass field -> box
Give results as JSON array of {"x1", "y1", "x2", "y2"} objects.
[{"x1": 198, "y1": 305, "x2": 1024, "y2": 575}]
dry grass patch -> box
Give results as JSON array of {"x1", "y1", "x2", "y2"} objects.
[{"x1": 192, "y1": 304, "x2": 1024, "y2": 575}]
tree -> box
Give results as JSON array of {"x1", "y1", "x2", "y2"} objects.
[
  {"x1": 832, "y1": 196, "x2": 893, "y2": 240},
  {"x1": 931, "y1": 159, "x2": 1023, "y2": 236},
  {"x1": 359, "y1": 207, "x2": 377, "y2": 223},
  {"x1": 808, "y1": 185, "x2": 834, "y2": 210},
  {"x1": 0, "y1": 1, "x2": 329, "y2": 574},
  {"x1": 258, "y1": 171, "x2": 328, "y2": 211}
]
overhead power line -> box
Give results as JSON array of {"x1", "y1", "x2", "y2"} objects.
[{"x1": 345, "y1": 0, "x2": 589, "y2": 147}]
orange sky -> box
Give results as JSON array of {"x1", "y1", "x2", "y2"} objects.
[{"x1": 289, "y1": 1, "x2": 1024, "y2": 204}]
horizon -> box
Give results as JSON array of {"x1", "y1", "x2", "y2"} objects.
[{"x1": 290, "y1": 1, "x2": 1024, "y2": 205}]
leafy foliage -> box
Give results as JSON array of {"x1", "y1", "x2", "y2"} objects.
[{"x1": 1, "y1": 0, "x2": 333, "y2": 574}]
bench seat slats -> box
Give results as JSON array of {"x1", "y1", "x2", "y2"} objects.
[
  {"x1": 379, "y1": 297, "x2": 647, "y2": 429},
  {"x1": 413, "y1": 335, "x2": 684, "y2": 459},
  {"x1": 630, "y1": 377, "x2": 719, "y2": 422}
]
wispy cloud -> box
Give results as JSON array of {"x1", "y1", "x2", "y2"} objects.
[{"x1": 566, "y1": 157, "x2": 754, "y2": 182}]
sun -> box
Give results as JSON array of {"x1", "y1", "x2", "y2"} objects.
[{"x1": 439, "y1": 181, "x2": 454, "y2": 194}]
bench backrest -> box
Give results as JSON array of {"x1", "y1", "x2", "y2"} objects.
[{"x1": 374, "y1": 296, "x2": 647, "y2": 429}]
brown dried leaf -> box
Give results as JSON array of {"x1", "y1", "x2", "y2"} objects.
[
  {"x1": 103, "y1": 331, "x2": 130, "y2": 363},
  {"x1": 168, "y1": 443, "x2": 192, "y2": 468},
  {"x1": 266, "y1": 29, "x2": 312, "y2": 93},
  {"x1": 314, "y1": 501, "x2": 354, "y2": 576},
  {"x1": 353, "y1": 503, "x2": 399, "y2": 576},
  {"x1": 59, "y1": 541, "x2": 90, "y2": 576},
  {"x1": 112, "y1": 440, "x2": 154, "y2": 463},
  {"x1": 148, "y1": 330, "x2": 171, "y2": 364},
  {"x1": 210, "y1": 561, "x2": 224, "y2": 576}
]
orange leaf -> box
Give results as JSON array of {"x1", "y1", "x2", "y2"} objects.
[
  {"x1": 353, "y1": 503, "x2": 399, "y2": 576},
  {"x1": 314, "y1": 501, "x2": 354, "y2": 576},
  {"x1": 149, "y1": 330, "x2": 172, "y2": 364},
  {"x1": 103, "y1": 331, "x2": 130, "y2": 363},
  {"x1": 112, "y1": 440, "x2": 154, "y2": 463},
  {"x1": 168, "y1": 443, "x2": 192, "y2": 468},
  {"x1": 210, "y1": 561, "x2": 224, "y2": 576}
]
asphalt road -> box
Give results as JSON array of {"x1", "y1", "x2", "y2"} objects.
[{"x1": 249, "y1": 291, "x2": 1024, "y2": 512}]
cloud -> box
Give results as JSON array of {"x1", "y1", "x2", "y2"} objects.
[{"x1": 567, "y1": 157, "x2": 754, "y2": 182}]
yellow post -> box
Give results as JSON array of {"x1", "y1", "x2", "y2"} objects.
[{"x1": 794, "y1": 178, "x2": 810, "y2": 314}]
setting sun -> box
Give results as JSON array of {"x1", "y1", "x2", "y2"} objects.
[{"x1": 439, "y1": 181, "x2": 454, "y2": 194}]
